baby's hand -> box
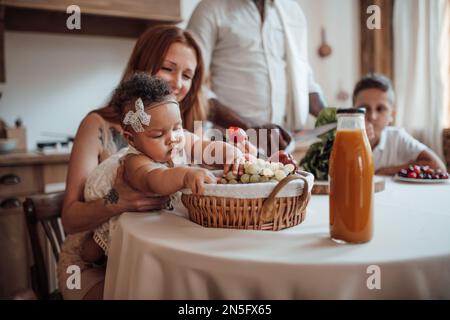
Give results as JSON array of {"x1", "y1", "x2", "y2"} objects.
[
  {"x1": 223, "y1": 149, "x2": 245, "y2": 177},
  {"x1": 184, "y1": 167, "x2": 217, "y2": 195},
  {"x1": 236, "y1": 140, "x2": 258, "y2": 161}
]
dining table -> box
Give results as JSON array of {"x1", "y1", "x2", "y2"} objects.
[{"x1": 104, "y1": 177, "x2": 450, "y2": 299}]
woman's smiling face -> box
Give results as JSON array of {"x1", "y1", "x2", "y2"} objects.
[{"x1": 155, "y1": 42, "x2": 197, "y2": 103}]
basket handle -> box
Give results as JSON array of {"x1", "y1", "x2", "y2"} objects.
[{"x1": 260, "y1": 171, "x2": 310, "y2": 222}]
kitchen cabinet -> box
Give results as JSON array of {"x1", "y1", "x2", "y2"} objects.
[
  {"x1": 0, "y1": 151, "x2": 69, "y2": 299},
  {"x1": 2, "y1": 0, "x2": 182, "y2": 22},
  {"x1": 0, "y1": 0, "x2": 182, "y2": 82}
]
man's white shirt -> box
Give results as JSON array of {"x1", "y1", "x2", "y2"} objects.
[{"x1": 187, "y1": 0, "x2": 321, "y2": 130}]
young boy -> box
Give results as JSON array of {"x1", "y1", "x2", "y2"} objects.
[{"x1": 352, "y1": 74, "x2": 446, "y2": 176}]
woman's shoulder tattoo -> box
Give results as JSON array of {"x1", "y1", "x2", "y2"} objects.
[
  {"x1": 98, "y1": 127, "x2": 105, "y2": 146},
  {"x1": 109, "y1": 127, "x2": 128, "y2": 150}
]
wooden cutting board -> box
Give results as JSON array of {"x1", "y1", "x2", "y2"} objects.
[{"x1": 311, "y1": 176, "x2": 386, "y2": 195}]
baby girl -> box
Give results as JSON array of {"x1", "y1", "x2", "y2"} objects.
[{"x1": 80, "y1": 73, "x2": 245, "y2": 263}]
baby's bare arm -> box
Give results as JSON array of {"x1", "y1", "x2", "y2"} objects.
[
  {"x1": 184, "y1": 131, "x2": 243, "y2": 169},
  {"x1": 123, "y1": 155, "x2": 189, "y2": 195}
]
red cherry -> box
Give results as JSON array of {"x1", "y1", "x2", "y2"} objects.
[
  {"x1": 408, "y1": 172, "x2": 417, "y2": 179},
  {"x1": 413, "y1": 165, "x2": 421, "y2": 175},
  {"x1": 268, "y1": 151, "x2": 298, "y2": 169},
  {"x1": 227, "y1": 127, "x2": 247, "y2": 144}
]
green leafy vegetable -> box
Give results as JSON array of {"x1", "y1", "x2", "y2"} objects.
[{"x1": 299, "y1": 107, "x2": 337, "y2": 181}]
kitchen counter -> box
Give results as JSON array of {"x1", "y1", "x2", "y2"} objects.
[
  {"x1": 0, "y1": 151, "x2": 70, "y2": 166},
  {"x1": 0, "y1": 150, "x2": 70, "y2": 299}
]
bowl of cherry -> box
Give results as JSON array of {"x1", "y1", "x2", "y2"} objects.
[{"x1": 397, "y1": 165, "x2": 449, "y2": 181}]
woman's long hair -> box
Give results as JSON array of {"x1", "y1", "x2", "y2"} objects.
[{"x1": 94, "y1": 25, "x2": 206, "y2": 132}]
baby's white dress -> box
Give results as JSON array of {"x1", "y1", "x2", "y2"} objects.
[{"x1": 84, "y1": 145, "x2": 185, "y2": 255}]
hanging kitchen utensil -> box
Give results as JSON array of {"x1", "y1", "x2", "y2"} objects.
[{"x1": 318, "y1": 27, "x2": 332, "y2": 58}]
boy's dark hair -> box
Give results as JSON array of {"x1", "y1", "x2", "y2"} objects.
[
  {"x1": 111, "y1": 72, "x2": 172, "y2": 121},
  {"x1": 352, "y1": 74, "x2": 395, "y2": 106}
]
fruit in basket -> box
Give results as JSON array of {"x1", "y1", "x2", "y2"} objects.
[
  {"x1": 262, "y1": 168, "x2": 274, "y2": 177},
  {"x1": 268, "y1": 151, "x2": 298, "y2": 169},
  {"x1": 219, "y1": 157, "x2": 298, "y2": 184},
  {"x1": 283, "y1": 164, "x2": 295, "y2": 174},
  {"x1": 246, "y1": 163, "x2": 259, "y2": 175},
  {"x1": 225, "y1": 171, "x2": 237, "y2": 181},
  {"x1": 240, "y1": 174, "x2": 250, "y2": 184},
  {"x1": 274, "y1": 169, "x2": 287, "y2": 181},
  {"x1": 398, "y1": 165, "x2": 449, "y2": 180},
  {"x1": 227, "y1": 127, "x2": 248, "y2": 144}
]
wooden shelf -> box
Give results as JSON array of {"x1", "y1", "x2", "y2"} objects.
[
  {"x1": 0, "y1": 0, "x2": 182, "y2": 82},
  {"x1": 0, "y1": 151, "x2": 70, "y2": 166},
  {"x1": 3, "y1": 6, "x2": 166, "y2": 38},
  {"x1": 2, "y1": 0, "x2": 182, "y2": 22}
]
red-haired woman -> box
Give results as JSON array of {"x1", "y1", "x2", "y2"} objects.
[{"x1": 57, "y1": 25, "x2": 206, "y2": 300}]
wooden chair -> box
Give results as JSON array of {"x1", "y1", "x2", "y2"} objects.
[
  {"x1": 443, "y1": 129, "x2": 450, "y2": 171},
  {"x1": 23, "y1": 192, "x2": 65, "y2": 300}
]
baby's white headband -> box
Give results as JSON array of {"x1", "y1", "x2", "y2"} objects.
[{"x1": 123, "y1": 97, "x2": 179, "y2": 132}]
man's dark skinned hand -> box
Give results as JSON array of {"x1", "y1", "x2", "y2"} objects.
[{"x1": 208, "y1": 98, "x2": 293, "y2": 155}]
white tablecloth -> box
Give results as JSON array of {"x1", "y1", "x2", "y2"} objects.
[{"x1": 104, "y1": 178, "x2": 450, "y2": 299}]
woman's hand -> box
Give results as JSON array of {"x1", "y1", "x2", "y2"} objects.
[
  {"x1": 183, "y1": 167, "x2": 217, "y2": 195},
  {"x1": 113, "y1": 164, "x2": 171, "y2": 211}
]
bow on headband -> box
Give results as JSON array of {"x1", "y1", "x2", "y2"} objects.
[{"x1": 123, "y1": 98, "x2": 151, "y2": 132}]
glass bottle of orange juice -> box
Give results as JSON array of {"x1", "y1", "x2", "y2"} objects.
[{"x1": 329, "y1": 108, "x2": 374, "y2": 243}]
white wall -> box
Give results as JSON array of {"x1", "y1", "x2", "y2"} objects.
[
  {"x1": 0, "y1": 32, "x2": 135, "y2": 150},
  {"x1": 0, "y1": 0, "x2": 359, "y2": 150},
  {"x1": 297, "y1": 0, "x2": 360, "y2": 109}
]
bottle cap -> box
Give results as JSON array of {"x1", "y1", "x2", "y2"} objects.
[{"x1": 336, "y1": 108, "x2": 365, "y2": 114}]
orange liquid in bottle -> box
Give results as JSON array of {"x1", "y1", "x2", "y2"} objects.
[{"x1": 329, "y1": 130, "x2": 374, "y2": 243}]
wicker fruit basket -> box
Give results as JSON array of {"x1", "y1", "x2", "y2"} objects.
[{"x1": 181, "y1": 171, "x2": 314, "y2": 231}]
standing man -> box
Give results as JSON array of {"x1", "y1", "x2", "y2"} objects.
[{"x1": 187, "y1": 0, "x2": 325, "y2": 152}]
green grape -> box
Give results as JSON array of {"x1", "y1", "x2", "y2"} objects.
[
  {"x1": 246, "y1": 164, "x2": 259, "y2": 175},
  {"x1": 275, "y1": 169, "x2": 287, "y2": 181},
  {"x1": 240, "y1": 174, "x2": 250, "y2": 184},
  {"x1": 262, "y1": 168, "x2": 274, "y2": 177},
  {"x1": 225, "y1": 171, "x2": 237, "y2": 181},
  {"x1": 283, "y1": 164, "x2": 295, "y2": 174}
]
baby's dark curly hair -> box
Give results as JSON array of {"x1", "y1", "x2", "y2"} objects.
[{"x1": 111, "y1": 72, "x2": 172, "y2": 124}]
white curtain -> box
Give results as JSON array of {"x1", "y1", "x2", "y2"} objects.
[{"x1": 394, "y1": 0, "x2": 449, "y2": 159}]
